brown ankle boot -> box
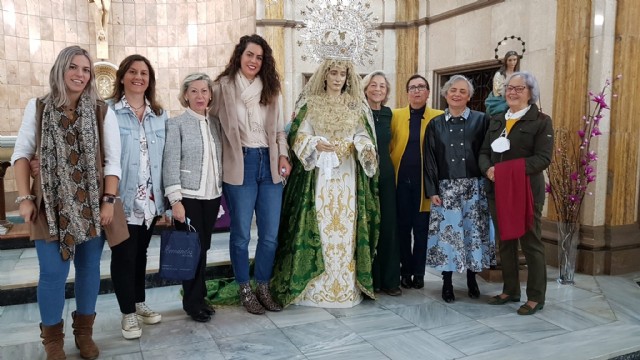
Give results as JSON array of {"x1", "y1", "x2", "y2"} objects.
[
  {"x1": 239, "y1": 283, "x2": 265, "y2": 315},
  {"x1": 40, "y1": 321, "x2": 66, "y2": 360},
  {"x1": 255, "y1": 282, "x2": 282, "y2": 311},
  {"x1": 71, "y1": 311, "x2": 99, "y2": 360}
]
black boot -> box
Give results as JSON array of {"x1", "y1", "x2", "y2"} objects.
[
  {"x1": 441, "y1": 271, "x2": 455, "y2": 303},
  {"x1": 400, "y1": 275, "x2": 413, "y2": 289},
  {"x1": 467, "y1": 269, "x2": 480, "y2": 299}
]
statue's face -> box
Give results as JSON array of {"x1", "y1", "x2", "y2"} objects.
[
  {"x1": 506, "y1": 55, "x2": 518, "y2": 71},
  {"x1": 325, "y1": 65, "x2": 347, "y2": 96}
]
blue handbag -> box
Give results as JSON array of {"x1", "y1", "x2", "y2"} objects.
[{"x1": 159, "y1": 221, "x2": 201, "y2": 281}]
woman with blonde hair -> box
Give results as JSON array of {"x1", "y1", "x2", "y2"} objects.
[
  {"x1": 164, "y1": 72, "x2": 223, "y2": 323},
  {"x1": 12, "y1": 45, "x2": 123, "y2": 360},
  {"x1": 362, "y1": 70, "x2": 401, "y2": 296}
]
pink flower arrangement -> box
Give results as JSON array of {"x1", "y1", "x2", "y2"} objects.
[{"x1": 547, "y1": 75, "x2": 621, "y2": 224}]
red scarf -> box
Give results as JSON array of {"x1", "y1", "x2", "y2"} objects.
[{"x1": 494, "y1": 158, "x2": 534, "y2": 241}]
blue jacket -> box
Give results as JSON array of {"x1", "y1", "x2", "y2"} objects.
[{"x1": 109, "y1": 99, "x2": 167, "y2": 218}]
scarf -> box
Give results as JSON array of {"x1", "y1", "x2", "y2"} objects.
[
  {"x1": 236, "y1": 73, "x2": 266, "y2": 142},
  {"x1": 40, "y1": 93, "x2": 102, "y2": 260},
  {"x1": 494, "y1": 158, "x2": 534, "y2": 241}
]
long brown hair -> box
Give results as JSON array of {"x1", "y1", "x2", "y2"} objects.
[
  {"x1": 498, "y1": 50, "x2": 521, "y2": 76},
  {"x1": 215, "y1": 34, "x2": 281, "y2": 105},
  {"x1": 108, "y1": 54, "x2": 163, "y2": 115}
]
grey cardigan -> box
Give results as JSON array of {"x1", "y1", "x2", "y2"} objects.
[{"x1": 162, "y1": 110, "x2": 223, "y2": 199}]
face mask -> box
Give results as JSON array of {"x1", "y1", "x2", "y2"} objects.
[{"x1": 491, "y1": 137, "x2": 510, "y2": 153}]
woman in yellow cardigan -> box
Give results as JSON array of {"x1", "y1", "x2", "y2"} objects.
[{"x1": 391, "y1": 74, "x2": 444, "y2": 289}]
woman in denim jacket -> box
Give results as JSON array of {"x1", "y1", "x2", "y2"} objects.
[{"x1": 107, "y1": 54, "x2": 167, "y2": 339}]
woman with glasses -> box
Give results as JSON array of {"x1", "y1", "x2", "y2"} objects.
[
  {"x1": 391, "y1": 75, "x2": 443, "y2": 290},
  {"x1": 424, "y1": 75, "x2": 493, "y2": 303},
  {"x1": 479, "y1": 71, "x2": 553, "y2": 315}
]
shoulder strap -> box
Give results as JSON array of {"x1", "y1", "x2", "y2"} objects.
[
  {"x1": 34, "y1": 97, "x2": 47, "y2": 155},
  {"x1": 95, "y1": 99, "x2": 108, "y2": 166}
]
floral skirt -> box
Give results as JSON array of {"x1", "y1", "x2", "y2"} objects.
[{"x1": 426, "y1": 177, "x2": 495, "y2": 272}]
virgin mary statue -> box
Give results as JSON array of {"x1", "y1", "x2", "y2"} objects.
[{"x1": 270, "y1": 58, "x2": 380, "y2": 308}]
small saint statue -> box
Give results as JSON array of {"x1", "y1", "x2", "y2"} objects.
[{"x1": 89, "y1": 0, "x2": 110, "y2": 58}]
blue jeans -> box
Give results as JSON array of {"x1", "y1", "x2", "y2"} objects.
[
  {"x1": 224, "y1": 147, "x2": 283, "y2": 284},
  {"x1": 35, "y1": 235, "x2": 105, "y2": 326}
]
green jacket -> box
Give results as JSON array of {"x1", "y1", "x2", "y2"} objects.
[{"x1": 478, "y1": 104, "x2": 554, "y2": 205}]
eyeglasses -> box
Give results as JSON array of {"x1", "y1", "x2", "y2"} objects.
[
  {"x1": 408, "y1": 85, "x2": 428, "y2": 93},
  {"x1": 505, "y1": 85, "x2": 527, "y2": 94}
]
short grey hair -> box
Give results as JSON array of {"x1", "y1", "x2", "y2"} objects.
[
  {"x1": 179, "y1": 72, "x2": 214, "y2": 108},
  {"x1": 361, "y1": 70, "x2": 391, "y2": 105},
  {"x1": 440, "y1": 74, "x2": 474, "y2": 98},
  {"x1": 503, "y1": 71, "x2": 540, "y2": 105}
]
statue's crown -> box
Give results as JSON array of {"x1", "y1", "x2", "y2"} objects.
[{"x1": 299, "y1": 0, "x2": 379, "y2": 65}]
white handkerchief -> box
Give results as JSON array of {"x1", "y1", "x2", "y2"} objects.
[{"x1": 316, "y1": 137, "x2": 339, "y2": 181}]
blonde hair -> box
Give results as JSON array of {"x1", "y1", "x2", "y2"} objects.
[
  {"x1": 362, "y1": 70, "x2": 391, "y2": 105},
  {"x1": 179, "y1": 73, "x2": 214, "y2": 108},
  {"x1": 45, "y1": 46, "x2": 98, "y2": 108}
]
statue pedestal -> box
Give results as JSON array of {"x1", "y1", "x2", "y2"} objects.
[{"x1": 97, "y1": 36, "x2": 108, "y2": 60}]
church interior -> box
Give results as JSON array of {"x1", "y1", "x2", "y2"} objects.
[{"x1": 0, "y1": 1, "x2": 639, "y2": 359}]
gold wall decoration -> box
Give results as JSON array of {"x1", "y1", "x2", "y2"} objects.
[{"x1": 94, "y1": 62, "x2": 118, "y2": 100}]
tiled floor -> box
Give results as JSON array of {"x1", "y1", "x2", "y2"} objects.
[{"x1": 1, "y1": 233, "x2": 640, "y2": 359}]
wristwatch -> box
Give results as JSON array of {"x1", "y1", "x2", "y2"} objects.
[{"x1": 101, "y1": 195, "x2": 116, "y2": 204}]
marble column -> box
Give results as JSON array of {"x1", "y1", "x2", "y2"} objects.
[
  {"x1": 394, "y1": 0, "x2": 419, "y2": 108},
  {"x1": 606, "y1": 0, "x2": 640, "y2": 226},
  {"x1": 546, "y1": 0, "x2": 640, "y2": 275},
  {"x1": 261, "y1": 0, "x2": 286, "y2": 110}
]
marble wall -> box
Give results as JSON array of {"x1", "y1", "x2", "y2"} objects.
[
  {"x1": 424, "y1": 0, "x2": 557, "y2": 114},
  {"x1": 0, "y1": 0, "x2": 256, "y2": 194}
]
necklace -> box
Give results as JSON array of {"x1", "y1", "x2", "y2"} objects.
[
  {"x1": 129, "y1": 102, "x2": 145, "y2": 112},
  {"x1": 371, "y1": 108, "x2": 380, "y2": 122}
]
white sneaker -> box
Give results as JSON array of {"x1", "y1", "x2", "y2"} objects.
[
  {"x1": 135, "y1": 302, "x2": 162, "y2": 325},
  {"x1": 121, "y1": 313, "x2": 142, "y2": 340}
]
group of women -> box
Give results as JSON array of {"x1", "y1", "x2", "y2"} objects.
[{"x1": 11, "y1": 36, "x2": 553, "y2": 359}]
